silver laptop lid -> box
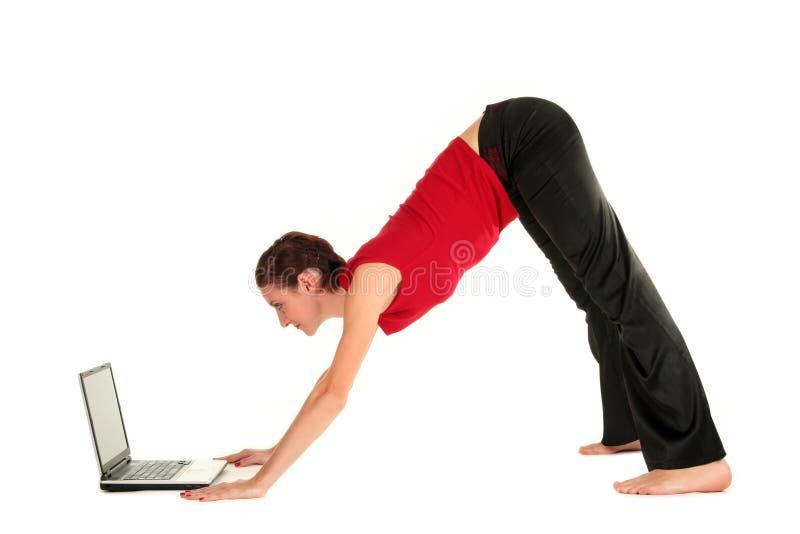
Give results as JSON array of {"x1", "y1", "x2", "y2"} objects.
[{"x1": 79, "y1": 363, "x2": 131, "y2": 477}]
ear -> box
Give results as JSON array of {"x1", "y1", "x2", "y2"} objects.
[{"x1": 297, "y1": 268, "x2": 324, "y2": 295}]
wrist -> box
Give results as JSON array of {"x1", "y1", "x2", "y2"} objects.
[
  {"x1": 252, "y1": 463, "x2": 276, "y2": 492},
  {"x1": 250, "y1": 475, "x2": 271, "y2": 496}
]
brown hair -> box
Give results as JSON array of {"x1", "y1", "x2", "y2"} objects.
[{"x1": 255, "y1": 231, "x2": 347, "y2": 292}]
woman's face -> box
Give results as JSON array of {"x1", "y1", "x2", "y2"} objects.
[{"x1": 260, "y1": 271, "x2": 323, "y2": 335}]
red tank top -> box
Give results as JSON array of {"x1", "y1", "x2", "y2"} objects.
[{"x1": 338, "y1": 136, "x2": 519, "y2": 335}]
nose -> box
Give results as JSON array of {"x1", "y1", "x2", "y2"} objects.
[{"x1": 276, "y1": 310, "x2": 291, "y2": 328}]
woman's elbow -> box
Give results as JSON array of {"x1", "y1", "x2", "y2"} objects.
[{"x1": 322, "y1": 388, "x2": 348, "y2": 410}]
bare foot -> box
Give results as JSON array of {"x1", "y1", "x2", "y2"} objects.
[
  {"x1": 579, "y1": 439, "x2": 641, "y2": 455},
  {"x1": 614, "y1": 458, "x2": 732, "y2": 495}
]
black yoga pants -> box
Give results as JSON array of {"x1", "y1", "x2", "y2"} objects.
[{"x1": 478, "y1": 97, "x2": 726, "y2": 471}]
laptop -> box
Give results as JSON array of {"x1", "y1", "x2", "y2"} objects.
[{"x1": 79, "y1": 362, "x2": 226, "y2": 491}]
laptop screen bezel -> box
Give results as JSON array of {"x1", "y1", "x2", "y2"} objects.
[{"x1": 79, "y1": 362, "x2": 132, "y2": 477}]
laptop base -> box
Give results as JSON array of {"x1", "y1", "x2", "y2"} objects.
[{"x1": 101, "y1": 481, "x2": 211, "y2": 492}]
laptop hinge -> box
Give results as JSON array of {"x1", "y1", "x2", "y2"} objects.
[{"x1": 103, "y1": 456, "x2": 132, "y2": 479}]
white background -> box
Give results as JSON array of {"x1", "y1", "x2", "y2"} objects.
[{"x1": 1, "y1": 0, "x2": 797, "y2": 531}]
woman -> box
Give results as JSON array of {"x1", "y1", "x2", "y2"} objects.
[{"x1": 180, "y1": 97, "x2": 732, "y2": 502}]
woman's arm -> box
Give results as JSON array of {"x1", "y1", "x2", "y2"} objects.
[
  {"x1": 253, "y1": 264, "x2": 397, "y2": 490},
  {"x1": 250, "y1": 265, "x2": 393, "y2": 492},
  {"x1": 250, "y1": 364, "x2": 349, "y2": 492},
  {"x1": 180, "y1": 264, "x2": 397, "y2": 502}
]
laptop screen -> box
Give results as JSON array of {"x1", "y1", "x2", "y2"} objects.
[{"x1": 82, "y1": 366, "x2": 129, "y2": 468}]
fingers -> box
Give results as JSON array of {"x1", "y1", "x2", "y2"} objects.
[
  {"x1": 180, "y1": 482, "x2": 229, "y2": 502},
  {"x1": 240, "y1": 451, "x2": 273, "y2": 466},
  {"x1": 213, "y1": 449, "x2": 251, "y2": 463},
  {"x1": 179, "y1": 479, "x2": 266, "y2": 502},
  {"x1": 212, "y1": 454, "x2": 261, "y2": 467},
  {"x1": 216, "y1": 454, "x2": 252, "y2": 467},
  {"x1": 213, "y1": 453, "x2": 242, "y2": 462}
]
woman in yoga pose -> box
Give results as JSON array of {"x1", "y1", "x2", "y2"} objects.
[{"x1": 180, "y1": 97, "x2": 732, "y2": 502}]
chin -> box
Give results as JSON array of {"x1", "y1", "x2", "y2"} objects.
[{"x1": 301, "y1": 323, "x2": 315, "y2": 336}]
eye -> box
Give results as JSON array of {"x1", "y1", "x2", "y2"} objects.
[{"x1": 274, "y1": 303, "x2": 283, "y2": 310}]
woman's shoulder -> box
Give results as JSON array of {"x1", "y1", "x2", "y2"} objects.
[
  {"x1": 349, "y1": 262, "x2": 402, "y2": 315},
  {"x1": 353, "y1": 261, "x2": 401, "y2": 276}
]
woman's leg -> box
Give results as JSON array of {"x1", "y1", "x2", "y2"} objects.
[
  {"x1": 505, "y1": 180, "x2": 639, "y2": 448},
  {"x1": 479, "y1": 97, "x2": 726, "y2": 473}
]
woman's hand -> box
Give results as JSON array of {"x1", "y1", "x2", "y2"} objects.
[
  {"x1": 213, "y1": 446, "x2": 276, "y2": 467},
  {"x1": 180, "y1": 478, "x2": 267, "y2": 502}
]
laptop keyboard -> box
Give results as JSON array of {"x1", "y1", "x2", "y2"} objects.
[{"x1": 123, "y1": 460, "x2": 186, "y2": 480}]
